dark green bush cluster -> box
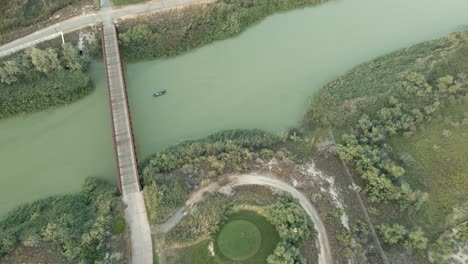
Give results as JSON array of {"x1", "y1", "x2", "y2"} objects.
[
  {"x1": 339, "y1": 73, "x2": 468, "y2": 203},
  {"x1": 378, "y1": 224, "x2": 428, "y2": 250},
  {"x1": 0, "y1": 43, "x2": 92, "y2": 118},
  {"x1": 118, "y1": 0, "x2": 320, "y2": 61},
  {"x1": 264, "y1": 195, "x2": 315, "y2": 264},
  {"x1": 338, "y1": 73, "x2": 466, "y2": 203},
  {"x1": 0, "y1": 177, "x2": 120, "y2": 263},
  {"x1": 142, "y1": 129, "x2": 280, "y2": 176}
]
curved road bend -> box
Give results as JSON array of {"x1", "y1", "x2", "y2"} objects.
[
  {"x1": 157, "y1": 174, "x2": 333, "y2": 264},
  {"x1": 0, "y1": 0, "x2": 216, "y2": 58}
]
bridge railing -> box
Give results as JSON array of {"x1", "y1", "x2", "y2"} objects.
[{"x1": 100, "y1": 26, "x2": 123, "y2": 194}]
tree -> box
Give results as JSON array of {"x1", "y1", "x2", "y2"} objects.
[
  {"x1": 267, "y1": 242, "x2": 304, "y2": 264},
  {"x1": 0, "y1": 60, "x2": 22, "y2": 84},
  {"x1": 387, "y1": 164, "x2": 405, "y2": 178},
  {"x1": 401, "y1": 72, "x2": 432, "y2": 97},
  {"x1": 22, "y1": 232, "x2": 41, "y2": 247},
  {"x1": 143, "y1": 183, "x2": 164, "y2": 223},
  {"x1": 378, "y1": 224, "x2": 407, "y2": 245},
  {"x1": 80, "y1": 215, "x2": 111, "y2": 262},
  {"x1": 406, "y1": 229, "x2": 428, "y2": 249},
  {"x1": 119, "y1": 25, "x2": 154, "y2": 57},
  {"x1": 82, "y1": 176, "x2": 98, "y2": 195},
  {"x1": 0, "y1": 232, "x2": 17, "y2": 255},
  {"x1": 362, "y1": 170, "x2": 401, "y2": 202},
  {"x1": 62, "y1": 43, "x2": 86, "y2": 71},
  {"x1": 437, "y1": 75, "x2": 461, "y2": 95},
  {"x1": 265, "y1": 196, "x2": 314, "y2": 245},
  {"x1": 27, "y1": 47, "x2": 62, "y2": 73}
]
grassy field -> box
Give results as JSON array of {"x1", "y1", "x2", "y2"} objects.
[
  {"x1": 167, "y1": 211, "x2": 280, "y2": 264},
  {"x1": 389, "y1": 103, "x2": 468, "y2": 238},
  {"x1": 0, "y1": 0, "x2": 95, "y2": 45},
  {"x1": 217, "y1": 220, "x2": 262, "y2": 261},
  {"x1": 112, "y1": 0, "x2": 146, "y2": 6},
  {"x1": 304, "y1": 30, "x2": 468, "y2": 129}
]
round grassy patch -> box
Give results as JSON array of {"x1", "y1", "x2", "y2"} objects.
[{"x1": 216, "y1": 219, "x2": 262, "y2": 261}]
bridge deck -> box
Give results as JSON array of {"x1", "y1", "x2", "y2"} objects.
[
  {"x1": 102, "y1": 25, "x2": 140, "y2": 195},
  {"x1": 101, "y1": 24, "x2": 153, "y2": 264}
]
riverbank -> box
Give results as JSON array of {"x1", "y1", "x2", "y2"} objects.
[
  {"x1": 0, "y1": 177, "x2": 128, "y2": 263},
  {"x1": 117, "y1": 0, "x2": 322, "y2": 62},
  {"x1": 0, "y1": 26, "x2": 101, "y2": 119},
  {"x1": 304, "y1": 30, "x2": 468, "y2": 129}
]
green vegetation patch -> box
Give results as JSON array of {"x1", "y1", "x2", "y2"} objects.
[
  {"x1": 304, "y1": 30, "x2": 468, "y2": 129},
  {"x1": 166, "y1": 193, "x2": 315, "y2": 264},
  {"x1": 112, "y1": 216, "x2": 126, "y2": 234},
  {"x1": 217, "y1": 220, "x2": 262, "y2": 261},
  {"x1": 0, "y1": 44, "x2": 93, "y2": 119},
  {"x1": 0, "y1": 177, "x2": 123, "y2": 263},
  {"x1": 389, "y1": 103, "x2": 468, "y2": 235},
  {"x1": 216, "y1": 211, "x2": 279, "y2": 263},
  {"x1": 172, "y1": 211, "x2": 279, "y2": 264},
  {"x1": 118, "y1": 0, "x2": 321, "y2": 62},
  {"x1": 142, "y1": 129, "x2": 283, "y2": 224}
]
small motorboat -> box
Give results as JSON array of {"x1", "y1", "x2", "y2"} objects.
[{"x1": 153, "y1": 90, "x2": 167, "y2": 97}]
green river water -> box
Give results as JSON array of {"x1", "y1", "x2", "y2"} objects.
[{"x1": 1, "y1": 0, "x2": 468, "y2": 216}]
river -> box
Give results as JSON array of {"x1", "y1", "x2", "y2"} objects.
[
  {"x1": 125, "y1": 0, "x2": 468, "y2": 158},
  {"x1": 0, "y1": 63, "x2": 114, "y2": 216},
  {"x1": 1, "y1": 0, "x2": 467, "y2": 217}
]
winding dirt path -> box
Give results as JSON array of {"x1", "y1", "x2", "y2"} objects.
[{"x1": 157, "y1": 174, "x2": 333, "y2": 264}]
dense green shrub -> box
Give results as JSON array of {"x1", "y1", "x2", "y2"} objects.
[
  {"x1": 118, "y1": 0, "x2": 320, "y2": 61},
  {"x1": 0, "y1": 177, "x2": 120, "y2": 263},
  {"x1": 405, "y1": 229, "x2": 428, "y2": 250},
  {"x1": 378, "y1": 224, "x2": 407, "y2": 245},
  {"x1": 143, "y1": 175, "x2": 189, "y2": 223},
  {"x1": 267, "y1": 242, "x2": 305, "y2": 264},
  {"x1": 166, "y1": 193, "x2": 230, "y2": 243},
  {"x1": 0, "y1": 44, "x2": 92, "y2": 118},
  {"x1": 264, "y1": 195, "x2": 315, "y2": 245},
  {"x1": 141, "y1": 129, "x2": 280, "y2": 176},
  {"x1": 111, "y1": 217, "x2": 126, "y2": 235},
  {"x1": 264, "y1": 196, "x2": 315, "y2": 264}
]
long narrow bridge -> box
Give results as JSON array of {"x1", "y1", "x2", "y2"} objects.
[{"x1": 101, "y1": 23, "x2": 153, "y2": 263}]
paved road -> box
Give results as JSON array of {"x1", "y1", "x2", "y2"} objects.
[
  {"x1": 157, "y1": 174, "x2": 333, "y2": 264},
  {"x1": 0, "y1": 0, "x2": 215, "y2": 57}
]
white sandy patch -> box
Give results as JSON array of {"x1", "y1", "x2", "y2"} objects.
[
  {"x1": 306, "y1": 162, "x2": 350, "y2": 230},
  {"x1": 208, "y1": 241, "x2": 215, "y2": 256}
]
